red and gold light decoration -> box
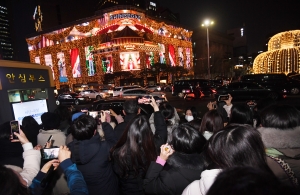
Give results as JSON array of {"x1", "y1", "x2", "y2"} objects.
[{"x1": 26, "y1": 9, "x2": 193, "y2": 89}]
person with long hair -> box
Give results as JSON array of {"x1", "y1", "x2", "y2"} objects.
[
  {"x1": 149, "y1": 102, "x2": 180, "y2": 143},
  {"x1": 199, "y1": 110, "x2": 224, "y2": 140},
  {"x1": 228, "y1": 103, "x2": 253, "y2": 126},
  {"x1": 182, "y1": 124, "x2": 274, "y2": 195},
  {"x1": 110, "y1": 97, "x2": 167, "y2": 195},
  {"x1": 144, "y1": 123, "x2": 207, "y2": 195}
]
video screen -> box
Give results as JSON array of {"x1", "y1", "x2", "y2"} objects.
[
  {"x1": 169, "y1": 44, "x2": 176, "y2": 66},
  {"x1": 85, "y1": 46, "x2": 96, "y2": 76},
  {"x1": 146, "y1": 52, "x2": 154, "y2": 69},
  {"x1": 44, "y1": 54, "x2": 54, "y2": 79},
  {"x1": 12, "y1": 99, "x2": 48, "y2": 125},
  {"x1": 158, "y1": 43, "x2": 166, "y2": 64},
  {"x1": 186, "y1": 48, "x2": 191, "y2": 68},
  {"x1": 178, "y1": 47, "x2": 184, "y2": 66},
  {"x1": 57, "y1": 52, "x2": 68, "y2": 82},
  {"x1": 102, "y1": 55, "x2": 113, "y2": 73},
  {"x1": 42, "y1": 148, "x2": 59, "y2": 160},
  {"x1": 35, "y1": 57, "x2": 40, "y2": 64},
  {"x1": 120, "y1": 52, "x2": 140, "y2": 71},
  {"x1": 70, "y1": 48, "x2": 82, "y2": 78}
]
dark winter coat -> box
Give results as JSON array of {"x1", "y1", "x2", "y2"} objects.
[
  {"x1": 112, "y1": 111, "x2": 168, "y2": 195},
  {"x1": 144, "y1": 152, "x2": 207, "y2": 195},
  {"x1": 68, "y1": 122, "x2": 119, "y2": 195},
  {"x1": 114, "y1": 114, "x2": 136, "y2": 141}
]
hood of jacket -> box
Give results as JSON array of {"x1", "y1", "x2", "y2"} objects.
[
  {"x1": 167, "y1": 152, "x2": 206, "y2": 170},
  {"x1": 257, "y1": 126, "x2": 300, "y2": 149},
  {"x1": 68, "y1": 133, "x2": 101, "y2": 164}
]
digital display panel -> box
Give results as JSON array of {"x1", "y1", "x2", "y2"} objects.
[
  {"x1": 12, "y1": 99, "x2": 48, "y2": 125},
  {"x1": 44, "y1": 54, "x2": 54, "y2": 79},
  {"x1": 169, "y1": 44, "x2": 176, "y2": 66},
  {"x1": 186, "y1": 48, "x2": 191, "y2": 68},
  {"x1": 85, "y1": 46, "x2": 96, "y2": 76},
  {"x1": 120, "y1": 52, "x2": 140, "y2": 71},
  {"x1": 158, "y1": 43, "x2": 166, "y2": 64},
  {"x1": 178, "y1": 47, "x2": 184, "y2": 66},
  {"x1": 57, "y1": 52, "x2": 68, "y2": 82},
  {"x1": 146, "y1": 52, "x2": 154, "y2": 68},
  {"x1": 70, "y1": 48, "x2": 82, "y2": 78},
  {"x1": 102, "y1": 55, "x2": 113, "y2": 73}
]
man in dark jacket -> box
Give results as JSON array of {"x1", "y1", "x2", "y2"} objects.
[
  {"x1": 68, "y1": 114, "x2": 119, "y2": 195},
  {"x1": 114, "y1": 99, "x2": 140, "y2": 140}
]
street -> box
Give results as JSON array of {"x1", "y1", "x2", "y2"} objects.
[{"x1": 73, "y1": 92, "x2": 300, "y2": 120}]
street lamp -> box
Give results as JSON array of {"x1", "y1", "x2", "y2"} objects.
[{"x1": 202, "y1": 19, "x2": 214, "y2": 79}]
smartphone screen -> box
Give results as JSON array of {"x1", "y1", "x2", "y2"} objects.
[
  {"x1": 10, "y1": 120, "x2": 19, "y2": 139},
  {"x1": 42, "y1": 148, "x2": 60, "y2": 160},
  {"x1": 218, "y1": 95, "x2": 229, "y2": 102}
]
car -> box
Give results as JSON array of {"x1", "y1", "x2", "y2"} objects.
[
  {"x1": 56, "y1": 93, "x2": 91, "y2": 105},
  {"x1": 79, "y1": 89, "x2": 109, "y2": 100},
  {"x1": 240, "y1": 73, "x2": 300, "y2": 95},
  {"x1": 144, "y1": 85, "x2": 161, "y2": 92},
  {"x1": 113, "y1": 85, "x2": 143, "y2": 97},
  {"x1": 90, "y1": 98, "x2": 155, "y2": 118},
  {"x1": 119, "y1": 88, "x2": 167, "y2": 100},
  {"x1": 172, "y1": 79, "x2": 211, "y2": 97},
  {"x1": 214, "y1": 82, "x2": 287, "y2": 100}
]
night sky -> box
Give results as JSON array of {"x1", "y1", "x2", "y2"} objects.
[{"x1": 7, "y1": 0, "x2": 300, "y2": 61}]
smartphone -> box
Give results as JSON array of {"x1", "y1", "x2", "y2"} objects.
[
  {"x1": 138, "y1": 96, "x2": 152, "y2": 104},
  {"x1": 88, "y1": 111, "x2": 98, "y2": 118},
  {"x1": 218, "y1": 95, "x2": 229, "y2": 102},
  {"x1": 104, "y1": 110, "x2": 110, "y2": 114},
  {"x1": 213, "y1": 104, "x2": 217, "y2": 109},
  {"x1": 44, "y1": 135, "x2": 53, "y2": 148},
  {"x1": 155, "y1": 97, "x2": 165, "y2": 103},
  {"x1": 10, "y1": 120, "x2": 19, "y2": 140},
  {"x1": 41, "y1": 148, "x2": 60, "y2": 160}
]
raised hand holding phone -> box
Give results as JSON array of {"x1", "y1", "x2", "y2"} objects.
[
  {"x1": 10, "y1": 120, "x2": 20, "y2": 140},
  {"x1": 11, "y1": 129, "x2": 29, "y2": 144},
  {"x1": 44, "y1": 135, "x2": 53, "y2": 148},
  {"x1": 149, "y1": 96, "x2": 159, "y2": 111}
]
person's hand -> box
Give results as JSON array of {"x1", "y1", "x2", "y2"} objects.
[
  {"x1": 159, "y1": 143, "x2": 174, "y2": 161},
  {"x1": 44, "y1": 141, "x2": 52, "y2": 148},
  {"x1": 207, "y1": 101, "x2": 216, "y2": 110},
  {"x1": 109, "y1": 109, "x2": 117, "y2": 117},
  {"x1": 11, "y1": 129, "x2": 29, "y2": 145},
  {"x1": 100, "y1": 111, "x2": 106, "y2": 123},
  {"x1": 150, "y1": 96, "x2": 159, "y2": 112},
  {"x1": 34, "y1": 145, "x2": 42, "y2": 150},
  {"x1": 58, "y1": 145, "x2": 71, "y2": 163},
  {"x1": 40, "y1": 159, "x2": 60, "y2": 173},
  {"x1": 224, "y1": 94, "x2": 233, "y2": 106}
]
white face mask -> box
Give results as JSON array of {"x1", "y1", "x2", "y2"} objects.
[{"x1": 185, "y1": 115, "x2": 194, "y2": 122}]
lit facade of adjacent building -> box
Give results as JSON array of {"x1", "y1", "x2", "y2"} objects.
[
  {"x1": 253, "y1": 30, "x2": 300, "y2": 74},
  {"x1": 0, "y1": 3, "x2": 13, "y2": 60},
  {"x1": 26, "y1": 5, "x2": 193, "y2": 89}
]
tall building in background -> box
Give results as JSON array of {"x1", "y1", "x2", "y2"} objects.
[{"x1": 0, "y1": 1, "x2": 13, "y2": 60}]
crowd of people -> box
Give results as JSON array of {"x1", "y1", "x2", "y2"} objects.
[{"x1": 0, "y1": 95, "x2": 299, "y2": 195}]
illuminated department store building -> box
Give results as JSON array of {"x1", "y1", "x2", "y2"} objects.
[
  {"x1": 26, "y1": 4, "x2": 193, "y2": 90},
  {"x1": 253, "y1": 30, "x2": 300, "y2": 74}
]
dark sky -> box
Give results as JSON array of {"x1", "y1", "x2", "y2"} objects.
[
  {"x1": 159, "y1": 0, "x2": 300, "y2": 53},
  {"x1": 7, "y1": 0, "x2": 300, "y2": 61}
]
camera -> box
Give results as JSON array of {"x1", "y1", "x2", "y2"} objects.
[
  {"x1": 138, "y1": 95, "x2": 152, "y2": 104},
  {"x1": 41, "y1": 148, "x2": 60, "y2": 160},
  {"x1": 218, "y1": 95, "x2": 229, "y2": 102}
]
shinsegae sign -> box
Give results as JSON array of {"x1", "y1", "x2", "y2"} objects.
[{"x1": 110, "y1": 13, "x2": 141, "y2": 20}]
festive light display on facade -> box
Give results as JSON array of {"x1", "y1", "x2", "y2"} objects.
[
  {"x1": 253, "y1": 30, "x2": 300, "y2": 74},
  {"x1": 26, "y1": 9, "x2": 193, "y2": 89}
]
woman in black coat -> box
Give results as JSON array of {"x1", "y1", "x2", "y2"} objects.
[
  {"x1": 110, "y1": 97, "x2": 167, "y2": 195},
  {"x1": 144, "y1": 123, "x2": 207, "y2": 195}
]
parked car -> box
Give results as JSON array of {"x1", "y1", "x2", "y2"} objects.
[
  {"x1": 172, "y1": 79, "x2": 211, "y2": 97},
  {"x1": 214, "y1": 82, "x2": 287, "y2": 100},
  {"x1": 119, "y1": 88, "x2": 167, "y2": 100},
  {"x1": 144, "y1": 85, "x2": 161, "y2": 92},
  {"x1": 113, "y1": 85, "x2": 142, "y2": 97},
  {"x1": 56, "y1": 93, "x2": 91, "y2": 105},
  {"x1": 240, "y1": 73, "x2": 300, "y2": 95},
  {"x1": 79, "y1": 89, "x2": 109, "y2": 100},
  {"x1": 90, "y1": 98, "x2": 154, "y2": 118}
]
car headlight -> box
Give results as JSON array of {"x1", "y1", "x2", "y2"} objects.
[
  {"x1": 283, "y1": 89, "x2": 287, "y2": 93},
  {"x1": 182, "y1": 89, "x2": 186, "y2": 93},
  {"x1": 78, "y1": 98, "x2": 84, "y2": 100}
]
